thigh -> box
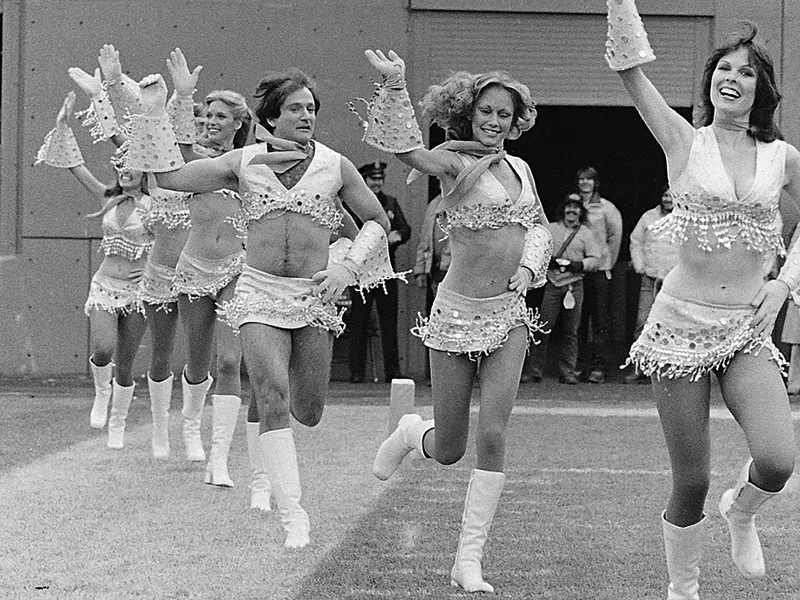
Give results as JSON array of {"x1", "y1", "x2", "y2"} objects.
[
  {"x1": 240, "y1": 323, "x2": 292, "y2": 404},
  {"x1": 145, "y1": 304, "x2": 180, "y2": 360},
  {"x1": 179, "y1": 295, "x2": 218, "y2": 377},
  {"x1": 430, "y1": 348, "x2": 477, "y2": 455},
  {"x1": 719, "y1": 350, "x2": 796, "y2": 473},
  {"x1": 289, "y1": 325, "x2": 334, "y2": 426},
  {"x1": 115, "y1": 311, "x2": 148, "y2": 381},
  {"x1": 652, "y1": 375, "x2": 712, "y2": 483},
  {"x1": 89, "y1": 308, "x2": 118, "y2": 358},
  {"x1": 476, "y1": 326, "x2": 528, "y2": 436}
]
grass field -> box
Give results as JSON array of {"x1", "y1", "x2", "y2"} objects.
[{"x1": 1, "y1": 378, "x2": 799, "y2": 599}]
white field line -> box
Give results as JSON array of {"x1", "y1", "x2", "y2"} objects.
[{"x1": 495, "y1": 405, "x2": 800, "y2": 420}]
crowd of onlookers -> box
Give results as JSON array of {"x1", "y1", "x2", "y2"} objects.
[{"x1": 345, "y1": 162, "x2": 800, "y2": 388}]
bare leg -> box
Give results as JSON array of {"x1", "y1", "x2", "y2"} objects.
[
  {"x1": 719, "y1": 350, "x2": 796, "y2": 491},
  {"x1": 427, "y1": 349, "x2": 478, "y2": 465},
  {"x1": 145, "y1": 302, "x2": 180, "y2": 382},
  {"x1": 114, "y1": 311, "x2": 148, "y2": 386},
  {"x1": 474, "y1": 326, "x2": 528, "y2": 472},
  {"x1": 288, "y1": 326, "x2": 334, "y2": 428},
  {"x1": 652, "y1": 374, "x2": 711, "y2": 527},
  {"x1": 179, "y1": 294, "x2": 217, "y2": 384}
]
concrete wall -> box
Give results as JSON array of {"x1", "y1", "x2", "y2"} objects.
[{"x1": 0, "y1": 0, "x2": 796, "y2": 377}]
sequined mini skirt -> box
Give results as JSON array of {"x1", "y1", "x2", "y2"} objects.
[
  {"x1": 173, "y1": 250, "x2": 245, "y2": 301},
  {"x1": 217, "y1": 264, "x2": 345, "y2": 335},
  {"x1": 627, "y1": 290, "x2": 786, "y2": 381},
  {"x1": 411, "y1": 287, "x2": 544, "y2": 358},
  {"x1": 85, "y1": 272, "x2": 144, "y2": 316},
  {"x1": 139, "y1": 260, "x2": 179, "y2": 310}
]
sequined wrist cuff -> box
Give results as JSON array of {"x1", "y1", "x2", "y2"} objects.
[
  {"x1": 125, "y1": 113, "x2": 185, "y2": 172},
  {"x1": 605, "y1": 0, "x2": 656, "y2": 71},
  {"x1": 106, "y1": 73, "x2": 144, "y2": 120},
  {"x1": 520, "y1": 224, "x2": 553, "y2": 289},
  {"x1": 34, "y1": 125, "x2": 84, "y2": 168},
  {"x1": 167, "y1": 91, "x2": 196, "y2": 145},
  {"x1": 360, "y1": 84, "x2": 424, "y2": 154},
  {"x1": 75, "y1": 87, "x2": 118, "y2": 143}
]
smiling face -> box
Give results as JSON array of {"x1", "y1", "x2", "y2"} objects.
[
  {"x1": 562, "y1": 199, "x2": 582, "y2": 227},
  {"x1": 711, "y1": 46, "x2": 757, "y2": 118},
  {"x1": 204, "y1": 100, "x2": 242, "y2": 147},
  {"x1": 117, "y1": 169, "x2": 144, "y2": 191},
  {"x1": 471, "y1": 85, "x2": 515, "y2": 148},
  {"x1": 269, "y1": 87, "x2": 316, "y2": 146}
]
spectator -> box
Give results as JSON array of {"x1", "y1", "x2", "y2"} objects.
[
  {"x1": 522, "y1": 194, "x2": 601, "y2": 384},
  {"x1": 781, "y1": 223, "x2": 800, "y2": 395},
  {"x1": 576, "y1": 166, "x2": 623, "y2": 383},
  {"x1": 624, "y1": 184, "x2": 678, "y2": 383},
  {"x1": 348, "y1": 161, "x2": 412, "y2": 382}
]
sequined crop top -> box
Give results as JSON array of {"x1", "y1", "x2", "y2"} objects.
[
  {"x1": 99, "y1": 197, "x2": 154, "y2": 260},
  {"x1": 437, "y1": 153, "x2": 543, "y2": 236},
  {"x1": 651, "y1": 126, "x2": 787, "y2": 255},
  {"x1": 232, "y1": 141, "x2": 344, "y2": 235},
  {"x1": 141, "y1": 187, "x2": 191, "y2": 230}
]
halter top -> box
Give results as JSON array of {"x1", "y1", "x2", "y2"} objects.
[
  {"x1": 99, "y1": 197, "x2": 154, "y2": 260},
  {"x1": 652, "y1": 126, "x2": 786, "y2": 255},
  {"x1": 231, "y1": 141, "x2": 344, "y2": 236},
  {"x1": 437, "y1": 153, "x2": 542, "y2": 237}
]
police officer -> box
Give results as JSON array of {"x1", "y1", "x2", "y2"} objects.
[{"x1": 348, "y1": 161, "x2": 411, "y2": 382}]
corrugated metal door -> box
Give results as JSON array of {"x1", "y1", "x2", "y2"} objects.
[{"x1": 411, "y1": 12, "x2": 712, "y2": 107}]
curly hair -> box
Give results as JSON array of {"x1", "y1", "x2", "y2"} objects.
[
  {"x1": 252, "y1": 68, "x2": 320, "y2": 133},
  {"x1": 419, "y1": 70, "x2": 536, "y2": 141},
  {"x1": 204, "y1": 90, "x2": 253, "y2": 149},
  {"x1": 694, "y1": 21, "x2": 783, "y2": 142},
  {"x1": 555, "y1": 193, "x2": 588, "y2": 224}
]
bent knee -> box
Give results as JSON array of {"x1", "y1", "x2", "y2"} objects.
[
  {"x1": 290, "y1": 400, "x2": 324, "y2": 427},
  {"x1": 753, "y1": 456, "x2": 795, "y2": 490}
]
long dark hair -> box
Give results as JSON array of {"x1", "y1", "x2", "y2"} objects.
[{"x1": 695, "y1": 21, "x2": 782, "y2": 142}]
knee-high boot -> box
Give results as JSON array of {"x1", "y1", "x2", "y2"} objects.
[
  {"x1": 662, "y1": 512, "x2": 706, "y2": 600},
  {"x1": 247, "y1": 421, "x2": 272, "y2": 510},
  {"x1": 719, "y1": 459, "x2": 781, "y2": 579},
  {"x1": 373, "y1": 413, "x2": 434, "y2": 480},
  {"x1": 107, "y1": 380, "x2": 135, "y2": 449},
  {"x1": 181, "y1": 370, "x2": 213, "y2": 462},
  {"x1": 450, "y1": 469, "x2": 505, "y2": 594},
  {"x1": 148, "y1": 373, "x2": 173, "y2": 459},
  {"x1": 90, "y1": 359, "x2": 113, "y2": 429},
  {"x1": 259, "y1": 429, "x2": 309, "y2": 548},
  {"x1": 204, "y1": 394, "x2": 241, "y2": 487}
]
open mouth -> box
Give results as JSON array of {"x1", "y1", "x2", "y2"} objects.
[{"x1": 719, "y1": 86, "x2": 741, "y2": 100}]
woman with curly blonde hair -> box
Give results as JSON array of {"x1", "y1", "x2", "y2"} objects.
[{"x1": 360, "y1": 51, "x2": 552, "y2": 593}]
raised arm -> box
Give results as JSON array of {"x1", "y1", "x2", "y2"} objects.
[
  {"x1": 362, "y1": 50, "x2": 461, "y2": 181},
  {"x1": 606, "y1": 0, "x2": 694, "y2": 171}
]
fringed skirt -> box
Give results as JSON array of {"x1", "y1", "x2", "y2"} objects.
[
  {"x1": 85, "y1": 272, "x2": 144, "y2": 316},
  {"x1": 412, "y1": 287, "x2": 545, "y2": 359},
  {"x1": 217, "y1": 264, "x2": 345, "y2": 335},
  {"x1": 628, "y1": 289, "x2": 786, "y2": 381},
  {"x1": 139, "y1": 260, "x2": 179, "y2": 310},
  {"x1": 173, "y1": 250, "x2": 245, "y2": 301}
]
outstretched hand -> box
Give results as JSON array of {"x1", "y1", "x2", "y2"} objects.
[
  {"x1": 750, "y1": 279, "x2": 790, "y2": 339},
  {"x1": 364, "y1": 49, "x2": 406, "y2": 80},
  {"x1": 138, "y1": 74, "x2": 169, "y2": 115},
  {"x1": 166, "y1": 47, "x2": 202, "y2": 96},
  {"x1": 56, "y1": 91, "x2": 76, "y2": 127},
  {"x1": 98, "y1": 44, "x2": 123, "y2": 82},
  {"x1": 68, "y1": 67, "x2": 103, "y2": 98}
]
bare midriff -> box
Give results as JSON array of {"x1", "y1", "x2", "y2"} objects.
[
  {"x1": 440, "y1": 224, "x2": 526, "y2": 298},
  {"x1": 148, "y1": 222, "x2": 190, "y2": 268},
  {"x1": 96, "y1": 253, "x2": 148, "y2": 280},
  {"x1": 183, "y1": 191, "x2": 243, "y2": 260}
]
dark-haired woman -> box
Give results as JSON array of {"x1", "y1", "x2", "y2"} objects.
[
  {"x1": 124, "y1": 66, "x2": 393, "y2": 549},
  {"x1": 607, "y1": 2, "x2": 800, "y2": 597},
  {"x1": 361, "y1": 50, "x2": 552, "y2": 593},
  {"x1": 37, "y1": 92, "x2": 153, "y2": 449}
]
